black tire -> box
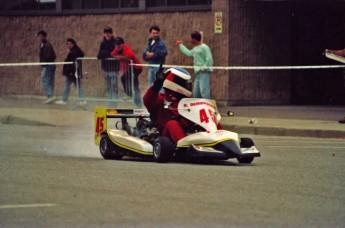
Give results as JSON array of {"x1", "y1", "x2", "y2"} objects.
[
  {"x1": 240, "y1": 137, "x2": 254, "y2": 148},
  {"x1": 237, "y1": 137, "x2": 255, "y2": 164},
  {"x1": 99, "y1": 135, "x2": 123, "y2": 160},
  {"x1": 237, "y1": 156, "x2": 254, "y2": 164},
  {"x1": 153, "y1": 137, "x2": 174, "y2": 163}
]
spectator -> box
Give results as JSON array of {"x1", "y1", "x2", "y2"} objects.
[
  {"x1": 176, "y1": 31, "x2": 213, "y2": 99},
  {"x1": 325, "y1": 48, "x2": 345, "y2": 123},
  {"x1": 143, "y1": 25, "x2": 168, "y2": 87},
  {"x1": 37, "y1": 30, "x2": 57, "y2": 104},
  {"x1": 97, "y1": 27, "x2": 118, "y2": 107},
  {"x1": 56, "y1": 38, "x2": 85, "y2": 105},
  {"x1": 111, "y1": 37, "x2": 143, "y2": 108}
]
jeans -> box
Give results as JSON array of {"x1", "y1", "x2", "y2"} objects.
[
  {"x1": 41, "y1": 65, "x2": 56, "y2": 98},
  {"x1": 103, "y1": 71, "x2": 118, "y2": 107},
  {"x1": 61, "y1": 76, "x2": 85, "y2": 102},
  {"x1": 194, "y1": 71, "x2": 211, "y2": 99},
  {"x1": 148, "y1": 65, "x2": 164, "y2": 93},
  {"x1": 148, "y1": 66, "x2": 159, "y2": 87}
]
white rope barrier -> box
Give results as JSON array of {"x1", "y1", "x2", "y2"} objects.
[
  {"x1": 1, "y1": 58, "x2": 344, "y2": 70},
  {"x1": 0, "y1": 62, "x2": 73, "y2": 67},
  {"x1": 131, "y1": 63, "x2": 345, "y2": 70}
]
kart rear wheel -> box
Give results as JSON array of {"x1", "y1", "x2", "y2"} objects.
[
  {"x1": 237, "y1": 137, "x2": 255, "y2": 164},
  {"x1": 153, "y1": 137, "x2": 173, "y2": 163},
  {"x1": 99, "y1": 135, "x2": 123, "y2": 160}
]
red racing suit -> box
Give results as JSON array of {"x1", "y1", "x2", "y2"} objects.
[{"x1": 143, "y1": 87, "x2": 190, "y2": 144}]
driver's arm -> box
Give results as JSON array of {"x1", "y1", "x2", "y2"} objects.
[{"x1": 143, "y1": 64, "x2": 167, "y2": 112}]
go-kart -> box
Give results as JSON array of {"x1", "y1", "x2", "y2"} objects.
[{"x1": 94, "y1": 98, "x2": 260, "y2": 164}]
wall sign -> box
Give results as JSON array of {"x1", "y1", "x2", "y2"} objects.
[{"x1": 214, "y1": 11, "x2": 223, "y2": 34}]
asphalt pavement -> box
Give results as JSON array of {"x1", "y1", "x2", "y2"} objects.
[{"x1": 1, "y1": 95, "x2": 345, "y2": 139}]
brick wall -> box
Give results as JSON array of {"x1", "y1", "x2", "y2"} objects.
[
  {"x1": 0, "y1": 1, "x2": 230, "y2": 102},
  {"x1": 3, "y1": 0, "x2": 320, "y2": 105}
]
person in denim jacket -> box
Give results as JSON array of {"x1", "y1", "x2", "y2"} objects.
[{"x1": 143, "y1": 25, "x2": 168, "y2": 87}]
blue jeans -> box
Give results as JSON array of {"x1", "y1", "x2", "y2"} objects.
[
  {"x1": 62, "y1": 76, "x2": 85, "y2": 102},
  {"x1": 194, "y1": 71, "x2": 211, "y2": 99},
  {"x1": 103, "y1": 71, "x2": 118, "y2": 107},
  {"x1": 148, "y1": 65, "x2": 164, "y2": 93},
  {"x1": 148, "y1": 66, "x2": 159, "y2": 87},
  {"x1": 41, "y1": 65, "x2": 56, "y2": 98}
]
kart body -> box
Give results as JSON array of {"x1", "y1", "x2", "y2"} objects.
[{"x1": 94, "y1": 98, "x2": 260, "y2": 164}]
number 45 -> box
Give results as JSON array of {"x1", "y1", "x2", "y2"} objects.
[
  {"x1": 199, "y1": 108, "x2": 216, "y2": 124},
  {"x1": 96, "y1": 117, "x2": 104, "y2": 136}
]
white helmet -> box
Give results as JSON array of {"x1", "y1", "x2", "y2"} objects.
[{"x1": 163, "y1": 68, "x2": 192, "y2": 97}]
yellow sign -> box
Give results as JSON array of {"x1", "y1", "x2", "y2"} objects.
[{"x1": 214, "y1": 11, "x2": 223, "y2": 34}]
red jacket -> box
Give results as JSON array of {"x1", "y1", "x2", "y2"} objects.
[{"x1": 111, "y1": 44, "x2": 143, "y2": 71}]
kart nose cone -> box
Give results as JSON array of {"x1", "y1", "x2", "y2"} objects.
[{"x1": 187, "y1": 144, "x2": 229, "y2": 159}]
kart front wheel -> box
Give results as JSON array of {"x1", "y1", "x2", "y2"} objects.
[
  {"x1": 237, "y1": 137, "x2": 255, "y2": 164},
  {"x1": 99, "y1": 135, "x2": 123, "y2": 160},
  {"x1": 153, "y1": 137, "x2": 174, "y2": 163},
  {"x1": 237, "y1": 157, "x2": 254, "y2": 164}
]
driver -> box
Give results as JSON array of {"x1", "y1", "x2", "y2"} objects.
[{"x1": 143, "y1": 67, "x2": 194, "y2": 144}]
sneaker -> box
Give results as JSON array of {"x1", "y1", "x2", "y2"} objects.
[
  {"x1": 339, "y1": 118, "x2": 345, "y2": 124},
  {"x1": 122, "y1": 95, "x2": 131, "y2": 100},
  {"x1": 42, "y1": 96, "x2": 56, "y2": 104},
  {"x1": 55, "y1": 100, "x2": 67, "y2": 105},
  {"x1": 79, "y1": 101, "x2": 87, "y2": 105}
]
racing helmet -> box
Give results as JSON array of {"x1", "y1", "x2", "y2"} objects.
[{"x1": 163, "y1": 68, "x2": 192, "y2": 98}]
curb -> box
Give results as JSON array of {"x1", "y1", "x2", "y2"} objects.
[
  {"x1": 2, "y1": 113, "x2": 344, "y2": 139},
  {"x1": 224, "y1": 124, "x2": 345, "y2": 139}
]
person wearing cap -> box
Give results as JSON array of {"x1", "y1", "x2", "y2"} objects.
[
  {"x1": 97, "y1": 27, "x2": 118, "y2": 106},
  {"x1": 37, "y1": 30, "x2": 57, "y2": 104},
  {"x1": 143, "y1": 67, "x2": 194, "y2": 144},
  {"x1": 176, "y1": 31, "x2": 213, "y2": 99},
  {"x1": 111, "y1": 37, "x2": 143, "y2": 107},
  {"x1": 143, "y1": 25, "x2": 168, "y2": 87}
]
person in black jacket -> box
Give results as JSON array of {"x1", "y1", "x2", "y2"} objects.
[
  {"x1": 37, "y1": 30, "x2": 57, "y2": 104},
  {"x1": 56, "y1": 38, "x2": 85, "y2": 105},
  {"x1": 97, "y1": 27, "x2": 118, "y2": 107}
]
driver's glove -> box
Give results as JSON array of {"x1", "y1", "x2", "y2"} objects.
[{"x1": 151, "y1": 64, "x2": 167, "y2": 92}]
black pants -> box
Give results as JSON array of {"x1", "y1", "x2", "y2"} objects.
[{"x1": 121, "y1": 67, "x2": 142, "y2": 107}]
